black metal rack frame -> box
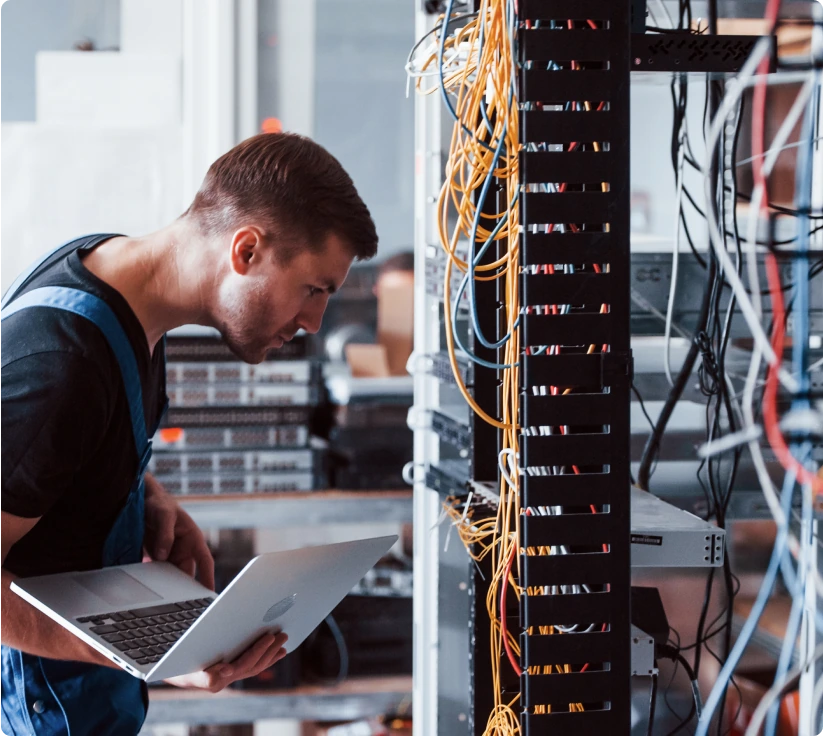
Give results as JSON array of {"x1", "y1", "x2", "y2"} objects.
[{"x1": 516, "y1": 1, "x2": 633, "y2": 732}]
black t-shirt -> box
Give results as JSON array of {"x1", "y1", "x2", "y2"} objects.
[{"x1": 2, "y1": 235, "x2": 167, "y2": 577}]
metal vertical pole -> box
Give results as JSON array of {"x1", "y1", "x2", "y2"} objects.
[{"x1": 412, "y1": 7, "x2": 443, "y2": 736}]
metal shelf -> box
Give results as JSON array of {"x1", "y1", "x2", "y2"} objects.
[
  {"x1": 178, "y1": 491, "x2": 413, "y2": 529},
  {"x1": 145, "y1": 675, "x2": 412, "y2": 725},
  {"x1": 631, "y1": 488, "x2": 725, "y2": 567}
]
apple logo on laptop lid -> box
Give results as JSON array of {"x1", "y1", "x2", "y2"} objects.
[{"x1": 263, "y1": 593, "x2": 297, "y2": 623}]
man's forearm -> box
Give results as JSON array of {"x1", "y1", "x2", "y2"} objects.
[{"x1": 1, "y1": 568, "x2": 116, "y2": 667}]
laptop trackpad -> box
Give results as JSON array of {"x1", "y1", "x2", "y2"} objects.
[{"x1": 73, "y1": 569, "x2": 162, "y2": 607}]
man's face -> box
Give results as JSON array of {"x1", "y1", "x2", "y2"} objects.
[{"x1": 216, "y1": 229, "x2": 353, "y2": 364}]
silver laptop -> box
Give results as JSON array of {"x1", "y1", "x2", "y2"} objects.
[{"x1": 11, "y1": 535, "x2": 397, "y2": 682}]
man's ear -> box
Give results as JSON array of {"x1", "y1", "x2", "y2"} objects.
[{"x1": 229, "y1": 226, "x2": 266, "y2": 275}]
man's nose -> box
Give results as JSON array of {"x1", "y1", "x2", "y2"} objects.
[{"x1": 296, "y1": 303, "x2": 325, "y2": 335}]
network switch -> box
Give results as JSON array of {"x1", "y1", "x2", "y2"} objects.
[
  {"x1": 165, "y1": 360, "x2": 318, "y2": 386},
  {"x1": 430, "y1": 410, "x2": 470, "y2": 453},
  {"x1": 165, "y1": 334, "x2": 309, "y2": 361},
  {"x1": 149, "y1": 447, "x2": 323, "y2": 475},
  {"x1": 153, "y1": 425, "x2": 309, "y2": 450},
  {"x1": 425, "y1": 459, "x2": 469, "y2": 498},
  {"x1": 163, "y1": 406, "x2": 313, "y2": 427},
  {"x1": 166, "y1": 383, "x2": 317, "y2": 408},
  {"x1": 424, "y1": 351, "x2": 468, "y2": 385},
  {"x1": 156, "y1": 471, "x2": 323, "y2": 495}
]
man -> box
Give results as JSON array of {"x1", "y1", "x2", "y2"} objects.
[{"x1": 1, "y1": 132, "x2": 378, "y2": 734}]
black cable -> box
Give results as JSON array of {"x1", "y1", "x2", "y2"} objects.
[
  {"x1": 737, "y1": 190, "x2": 823, "y2": 220},
  {"x1": 637, "y1": 255, "x2": 715, "y2": 490},
  {"x1": 692, "y1": 568, "x2": 716, "y2": 680},
  {"x1": 647, "y1": 673, "x2": 659, "y2": 736},
  {"x1": 707, "y1": 0, "x2": 718, "y2": 36},
  {"x1": 324, "y1": 614, "x2": 349, "y2": 685},
  {"x1": 646, "y1": 25, "x2": 698, "y2": 34},
  {"x1": 639, "y1": 71, "x2": 719, "y2": 491},
  {"x1": 632, "y1": 384, "x2": 656, "y2": 434},
  {"x1": 697, "y1": 93, "x2": 743, "y2": 736},
  {"x1": 659, "y1": 643, "x2": 702, "y2": 736}
]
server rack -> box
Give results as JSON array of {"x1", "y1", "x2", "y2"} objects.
[
  {"x1": 517, "y1": 1, "x2": 633, "y2": 732},
  {"x1": 412, "y1": 2, "x2": 633, "y2": 733}
]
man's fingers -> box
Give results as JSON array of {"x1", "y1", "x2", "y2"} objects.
[
  {"x1": 258, "y1": 645, "x2": 288, "y2": 673},
  {"x1": 147, "y1": 506, "x2": 176, "y2": 560},
  {"x1": 193, "y1": 539, "x2": 215, "y2": 591},
  {"x1": 234, "y1": 633, "x2": 287, "y2": 677},
  {"x1": 171, "y1": 635, "x2": 288, "y2": 693},
  {"x1": 255, "y1": 636, "x2": 288, "y2": 670},
  {"x1": 250, "y1": 634, "x2": 289, "y2": 675},
  {"x1": 170, "y1": 556, "x2": 196, "y2": 578},
  {"x1": 229, "y1": 633, "x2": 277, "y2": 674}
]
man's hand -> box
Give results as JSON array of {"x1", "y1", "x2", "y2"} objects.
[
  {"x1": 144, "y1": 473, "x2": 215, "y2": 590},
  {"x1": 164, "y1": 632, "x2": 288, "y2": 693}
]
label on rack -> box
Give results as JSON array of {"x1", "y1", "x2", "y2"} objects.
[{"x1": 630, "y1": 534, "x2": 662, "y2": 546}]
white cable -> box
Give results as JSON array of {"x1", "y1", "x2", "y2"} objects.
[
  {"x1": 498, "y1": 449, "x2": 517, "y2": 492},
  {"x1": 735, "y1": 318, "x2": 823, "y2": 598},
  {"x1": 697, "y1": 423, "x2": 763, "y2": 458},
  {"x1": 743, "y1": 642, "x2": 823, "y2": 736},
  {"x1": 733, "y1": 76, "x2": 816, "y2": 527},
  {"x1": 665, "y1": 129, "x2": 687, "y2": 387},
  {"x1": 647, "y1": 2, "x2": 661, "y2": 28},
  {"x1": 745, "y1": 77, "x2": 814, "y2": 334},
  {"x1": 809, "y1": 354, "x2": 823, "y2": 372},
  {"x1": 703, "y1": 44, "x2": 809, "y2": 392},
  {"x1": 745, "y1": 180, "x2": 765, "y2": 322},
  {"x1": 653, "y1": 0, "x2": 674, "y2": 28},
  {"x1": 740, "y1": 344, "x2": 787, "y2": 524},
  {"x1": 706, "y1": 37, "x2": 775, "y2": 357},
  {"x1": 736, "y1": 135, "x2": 823, "y2": 167}
]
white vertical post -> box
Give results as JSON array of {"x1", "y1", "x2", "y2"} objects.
[
  {"x1": 182, "y1": 0, "x2": 238, "y2": 204},
  {"x1": 412, "y1": 8, "x2": 443, "y2": 736},
  {"x1": 236, "y1": 0, "x2": 258, "y2": 141},
  {"x1": 206, "y1": 0, "x2": 237, "y2": 160},
  {"x1": 121, "y1": 0, "x2": 184, "y2": 55},
  {"x1": 275, "y1": 0, "x2": 316, "y2": 137}
]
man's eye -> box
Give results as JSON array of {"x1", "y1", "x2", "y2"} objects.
[{"x1": 308, "y1": 286, "x2": 321, "y2": 297}]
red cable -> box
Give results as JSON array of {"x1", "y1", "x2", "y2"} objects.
[
  {"x1": 501, "y1": 542, "x2": 522, "y2": 676},
  {"x1": 752, "y1": 0, "x2": 822, "y2": 495},
  {"x1": 762, "y1": 254, "x2": 823, "y2": 493}
]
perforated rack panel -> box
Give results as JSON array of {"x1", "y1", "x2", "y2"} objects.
[{"x1": 518, "y1": 2, "x2": 632, "y2": 733}]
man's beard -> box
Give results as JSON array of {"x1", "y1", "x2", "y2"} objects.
[
  {"x1": 217, "y1": 281, "x2": 272, "y2": 364},
  {"x1": 220, "y1": 323, "x2": 270, "y2": 364}
]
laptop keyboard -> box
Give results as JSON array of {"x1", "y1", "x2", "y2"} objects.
[{"x1": 76, "y1": 598, "x2": 215, "y2": 666}]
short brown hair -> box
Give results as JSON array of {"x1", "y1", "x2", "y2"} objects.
[
  {"x1": 377, "y1": 251, "x2": 414, "y2": 279},
  {"x1": 183, "y1": 133, "x2": 378, "y2": 261}
]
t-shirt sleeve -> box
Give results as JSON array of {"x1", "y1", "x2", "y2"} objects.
[{"x1": 2, "y1": 351, "x2": 110, "y2": 518}]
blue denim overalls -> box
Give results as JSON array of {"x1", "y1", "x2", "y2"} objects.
[{"x1": 1, "y1": 237, "x2": 164, "y2": 735}]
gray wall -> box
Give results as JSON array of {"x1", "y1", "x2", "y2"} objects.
[
  {"x1": 257, "y1": 0, "x2": 415, "y2": 262},
  {"x1": 1, "y1": 0, "x2": 120, "y2": 122}
]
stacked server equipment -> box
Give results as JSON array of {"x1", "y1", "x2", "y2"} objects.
[{"x1": 153, "y1": 333, "x2": 328, "y2": 495}]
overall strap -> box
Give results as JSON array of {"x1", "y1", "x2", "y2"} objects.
[
  {"x1": 1, "y1": 287, "x2": 149, "y2": 455},
  {"x1": 0, "y1": 235, "x2": 114, "y2": 310}
]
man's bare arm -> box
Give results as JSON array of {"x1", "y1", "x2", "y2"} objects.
[{"x1": 1, "y1": 511, "x2": 115, "y2": 667}]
